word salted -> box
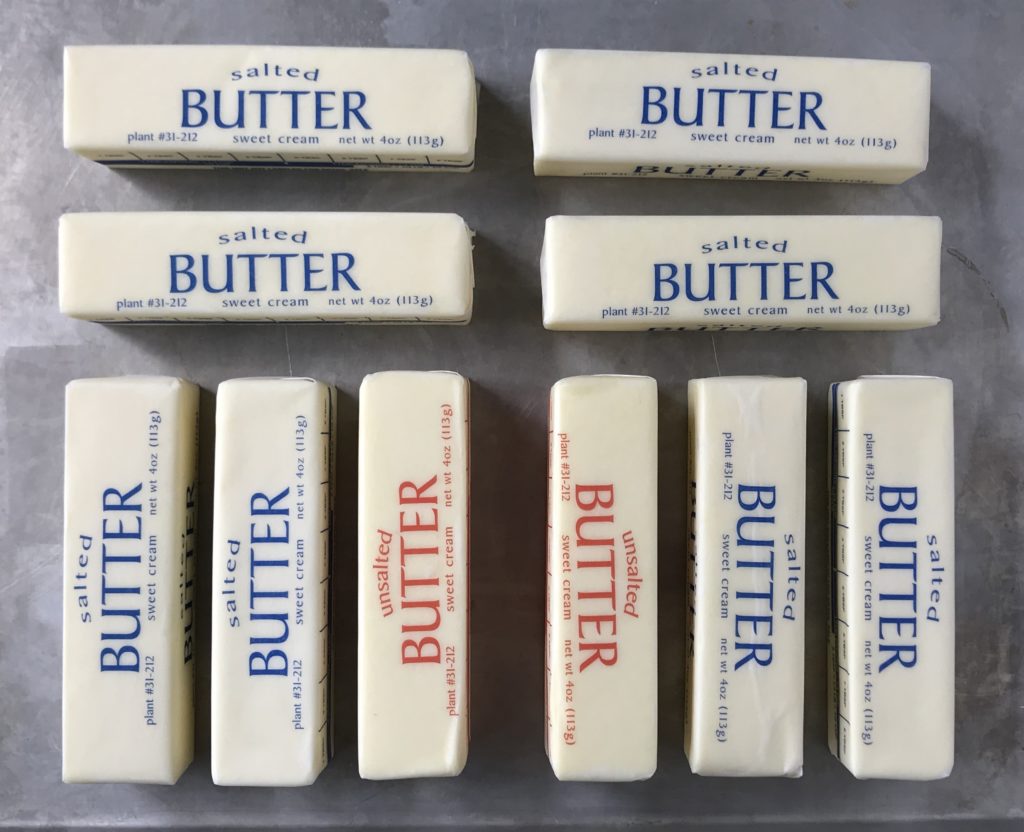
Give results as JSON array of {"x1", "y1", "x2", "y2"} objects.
[
  {"x1": 686, "y1": 376, "x2": 806, "y2": 777},
  {"x1": 64, "y1": 45, "x2": 477, "y2": 170},
  {"x1": 358, "y1": 372, "x2": 470, "y2": 780},
  {"x1": 546, "y1": 375, "x2": 658, "y2": 782},
  {"x1": 230, "y1": 63, "x2": 324, "y2": 81},
  {"x1": 531, "y1": 49, "x2": 930, "y2": 183},
  {"x1": 63, "y1": 376, "x2": 198, "y2": 784},
  {"x1": 541, "y1": 215, "x2": 941, "y2": 331},
  {"x1": 59, "y1": 212, "x2": 474, "y2": 323},
  {"x1": 828, "y1": 376, "x2": 955, "y2": 780},
  {"x1": 211, "y1": 378, "x2": 335, "y2": 787}
]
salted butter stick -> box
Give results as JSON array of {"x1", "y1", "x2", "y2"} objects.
[
  {"x1": 358, "y1": 371, "x2": 470, "y2": 779},
  {"x1": 546, "y1": 375, "x2": 658, "y2": 781},
  {"x1": 532, "y1": 49, "x2": 930, "y2": 183},
  {"x1": 211, "y1": 378, "x2": 335, "y2": 786},
  {"x1": 542, "y1": 215, "x2": 941, "y2": 331},
  {"x1": 686, "y1": 377, "x2": 806, "y2": 777},
  {"x1": 64, "y1": 46, "x2": 476, "y2": 170},
  {"x1": 63, "y1": 376, "x2": 198, "y2": 784},
  {"x1": 828, "y1": 376, "x2": 954, "y2": 779},
  {"x1": 59, "y1": 212, "x2": 474, "y2": 323}
]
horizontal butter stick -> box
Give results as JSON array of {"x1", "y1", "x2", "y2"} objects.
[
  {"x1": 531, "y1": 49, "x2": 930, "y2": 183},
  {"x1": 63, "y1": 376, "x2": 198, "y2": 784},
  {"x1": 546, "y1": 375, "x2": 658, "y2": 781},
  {"x1": 542, "y1": 215, "x2": 941, "y2": 331},
  {"x1": 64, "y1": 46, "x2": 476, "y2": 170},
  {"x1": 59, "y1": 212, "x2": 474, "y2": 323},
  {"x1": 358, "y1": 372, "x2": 470, "y2": 779},
  {"x1": 211, "y1": 378, "x2": 335, "y2": 786},
  {"x1": 828, "y1": 376, "x2": 955, "y2": 780},
  {"x1": 686, "y1": 377, "x2": 806, "y2": 777}
]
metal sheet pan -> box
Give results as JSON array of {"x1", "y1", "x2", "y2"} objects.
[{"x1": 1, "y1": 0, "x2": 1021, "y2": 827}]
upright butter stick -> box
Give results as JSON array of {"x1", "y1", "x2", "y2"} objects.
[
  {"x1": 59, "y1": 212, "x2": 474, "y2": 323},
  {"x1": 532, "y1": 49, "x2": 930, "y2": 183},
  {"x1": 546, "y1": 375, "x2": 658, "y2": 781},
  {"x1": 542, "y1": 216, "x2": 941, "y2": 331},
  {"x1": 211, "y1": 378, "x2": 335, "y2": 786},
  {"x1": 686, "y1": 377, "x2": 806, "y2": 777},
  {"x1": 63, "y1": 376, "x2": 198, "y2": 784},
  {"x1": 64, "y1": 46, "x2": 476, "y2": 170},
  {"x1": 358, "y1": 371, "x2": 470, "y2": 779},
  {"x1": 828, "y1": 376, "x2": 955, "y2": 779}
]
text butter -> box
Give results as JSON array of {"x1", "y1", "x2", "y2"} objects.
[
  {"x1": 211, "y1": 378, "x2": 336, "y2": 786},
  {"x1": 546, "y1": 375, "x2": 658, "y2": 781},
  {"x1": 64, "y1": 46, "x2": 476, "y2": 170},
  {"x1": 63, "y1": 376, "x2": 198, "y2": 784},
  {"x1": 59, "y1": 212, "x2": 474, "y2": 323},
  {"x1": 358, "y1": 372, "x2": 470, "y2": 779},
  {"x1": 531, "y1": 49, "x2": 930, "y2": 183},
  {"x1": 542, "y1": 215, "x2": 941, "y2": 331},
  {"x1": 828, "y1": 376, "x2": 955, "y2": 779},
  {"x1": 686, "y1": 377, "x2": 806, "y2": 777}
]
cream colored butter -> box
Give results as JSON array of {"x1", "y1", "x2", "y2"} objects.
[
  {"x1": 686, "y1": 377, "x2": 806, "y2": 777},
  {"x1": 64, "y1": 46, "x2": 476, "y2": 170},
  {"x1": 59, "y1": 212, "x2": 474, "y2": 323},
  {"x1": 828, "y1": 376, "x2": 955, "y2": 780},
  {"x1": 63, "y1": 376, "x2": 198, "y2": 784},
  {"x1": 546, "y1": 375, "x2": 658, "y2": 781},
  {"x1": 542, "y1": 215, "x2": 941, "y2": 331},
  {"x1": 532, "y1": 49, "x2": 930, "y2": 183},
  {"x1": 357, "y1": 371, "x2": 470, "y2": 779},
  {"x1": 210, "y1": 378, "x2": 335, "y2": 786}
]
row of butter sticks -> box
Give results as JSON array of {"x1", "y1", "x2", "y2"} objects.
[
  {"x1": 64, "y1": 373, "x2": 954, "y2": 785},
  {"x1": 61, "y1": 213, "x2": 942, "y2": 329},
  {"x1": 65, "y1": 46, "x2": 929, "y2": 183}
]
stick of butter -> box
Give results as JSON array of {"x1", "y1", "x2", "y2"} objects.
[
  {"x1": 686, "y1": 377, "x2": 806, "y2": 777},
  {"x1": 828, "y1": 376, "x2": 955, "y2": 780},
  {"x1": 64, "y1": 46, "x2": 477, "y2": 170},
  {"x1": 545, "y1": 375, "x2": 658, "y2": 781},
  {"x1": 357, "y1": 371, "x2": 470, "y2": 779},
  {"x1": 210, "y1": 378, "x2": 336, "y2": 786},
  {"x1": 59, "y1": 212, "x2": 474, "y2": 324},
  {"x1": 63, "y1": 376, "x2": 198, "y2": 784},
  {"x1": 542, "y1": 215, "x2": 941, "y2": 331},
  {"x1": 531, "y1": 49, "x2": 930, "y2": 183}
]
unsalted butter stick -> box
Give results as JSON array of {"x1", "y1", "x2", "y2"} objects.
[
  {"x1": 542, "y1": 215, "x2": 941, "y2": 331},
  {"x1": 64, "y1": 46, "x2": 476, "y2": 170},
  {"x1": 686, "y1": 377, "x2": 806, "y2": 777},
  {"x1": 358, "y1": 371, "x2": 470, "y2": 779},
  {"x1": 546, "y1": 375, "x2": 658, "y2": 781},
  {"x1": 828, "y1": 376, "x2": 955, "y2": 780},
  {"x1": 532, "y1": 49, "x2": 930, "y2": 183},
  {"x1": 59, "y1": 212, "x2": 474, "y2": 323},
  {"x1": 63, "y1": 376, "x2": 198, "y2": 784},
  {"x1": 211, "y1": 378, "x2": 335, "y2": 786}
]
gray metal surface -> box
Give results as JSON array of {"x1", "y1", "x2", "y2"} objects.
[{"x1": 1, "y1": 0, "x2": 1022, "y2": 828}]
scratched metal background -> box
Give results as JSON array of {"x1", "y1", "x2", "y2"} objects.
[{"x1": 1, "y1": 1, "x2": 1022, "y2": 829}]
